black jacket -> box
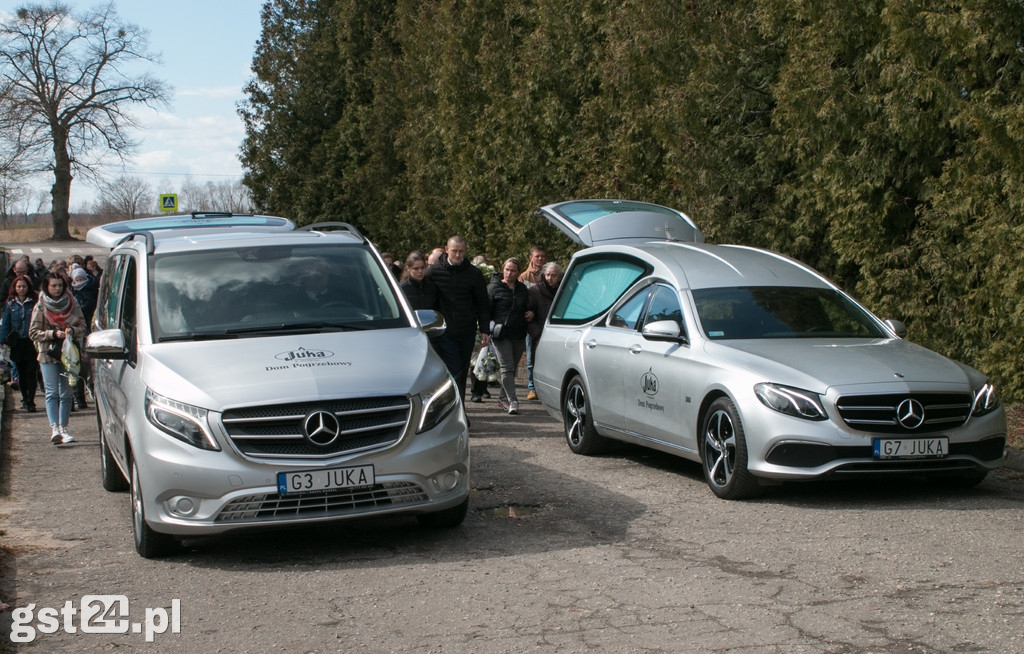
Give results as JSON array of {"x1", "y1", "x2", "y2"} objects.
[
  {"x1": 399, "y1": 276, "x2": 443, "y2": 312},
  {"x1": 527, "y1": 277, "x2": 559, "y2": 341},
  {"x1": 487, "y1": 278, "x2": 535, "y2": 341},
  {"x1": 426, "y1": 255, "x2": 490, "y2": 337}
]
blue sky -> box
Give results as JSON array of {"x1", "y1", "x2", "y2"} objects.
[{"x1": 0, "y1": 0, "x2": 265, "y2": 208}]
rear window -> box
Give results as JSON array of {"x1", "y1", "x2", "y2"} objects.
[{"x1": 550, "y1": 256, "x2": 649, "y2": 324}]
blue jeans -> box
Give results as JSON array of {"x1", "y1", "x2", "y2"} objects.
[{"x1": 40, "y1": 362, "x2": 73, "y2": 427}]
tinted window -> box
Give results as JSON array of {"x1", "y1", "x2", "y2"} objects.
[
  {"x1": 550, "y1": 256, "x2": 648, "y2": 324},
  {"x1": 693, "y1": 287, "x2": 887, "y2": 339},
  {"x1": 94, "y1": 254, "x2": 128, "y2": 331},
  {"x1": 149, "y1": 244, "x2": 406, "y2": 341},
  {"x1": 553, "y1": 200, "x2": 685, "y2": 227},
  {"x1": 644, "y1": 285, "x2": 684, "y2": 335},
  {"x1": 121, "y1": 257, "x2": 138, "y2": 361},
  {"x1": 609, "y1": 289, "x2": 648, "y2": 330}
]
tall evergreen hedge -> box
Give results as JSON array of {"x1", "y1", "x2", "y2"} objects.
[{"x1": 240, "y1": 0, "x2": 1024, "y2": 402}]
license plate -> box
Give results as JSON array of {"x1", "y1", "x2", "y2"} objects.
[
  {"x1": 873, "y1": 437, "x2": 949, "y2": 459},
  {"x1": 277, "y1": 464, "x2": 375, "y2": 495}
]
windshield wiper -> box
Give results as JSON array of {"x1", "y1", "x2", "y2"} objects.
[
  {"x1": 157, "y1": 332, "x2": 240, "y2": 342},
  {"x1": 157, "y1": 322, "x2": 369, "y2": 342},
  {"x1": 222, "y1": 322, "x2": 369, "y2": 335}
]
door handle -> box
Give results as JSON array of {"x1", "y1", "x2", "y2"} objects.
[
  {"x1": 629, "y1": 344, "x2": 642, "y2": 354},
  {"x1": 585, "y1": 339, "x2": 598, "y2": 349}
]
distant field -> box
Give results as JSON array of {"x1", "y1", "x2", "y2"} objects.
[{"x1": 0, "y1": 224, "x2": 94, "y2": 244}]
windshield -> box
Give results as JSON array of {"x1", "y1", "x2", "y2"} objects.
[
  {"x1": 149, "y1": 244, "x2": 407, "y2": 341},
  {"x1": 692, "y1": 286, "x2": 888, "y2": 340}
]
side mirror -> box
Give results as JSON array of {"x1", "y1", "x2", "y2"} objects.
[
  {"x1": 884, "y1": 319, "x2": 907, "y2": 339},
  {"x1": 84, "y1": 328, "x2": 129, "y2": 360},
  {"x1": 415, "y1": 309, "x2": 447, "y2": 339},
  {"x1": 642, "y1": 320, "x2": 687, "y2": 344}
]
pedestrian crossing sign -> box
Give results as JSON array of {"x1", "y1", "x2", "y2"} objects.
[{"x1": 159, "y1": 194, "x2": 178, "y2": 212}]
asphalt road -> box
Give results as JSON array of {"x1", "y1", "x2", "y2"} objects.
[{"x1": 2, "y1": 391, "x2": 1023, "y2": 653}]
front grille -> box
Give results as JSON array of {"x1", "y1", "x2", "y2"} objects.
[
  {"x1": 215, "y1": 481, "x2": 429, "y2": 523},
  {"x1": 835, "y1": 393, "x2": 972, "y2": 434},
  {"x1": 221, "y1": 396, "x2": 411, "y2": 460}
]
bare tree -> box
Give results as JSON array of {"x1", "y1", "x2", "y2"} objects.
[
  {"x1": 96, "y1": 174, "x2": 150, "y2": 220},
  {"x1": 0, "y1": 78, "x2": 30, "y2": 228},
  {"x1": 175, "y1": 177, "x2": 253, "y2": 214},
  {"x1": 0, "y1": 2, "x2": 170, "y2": 239}
]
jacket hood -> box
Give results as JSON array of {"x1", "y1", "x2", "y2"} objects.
[{"x1": 141, "y1": 329, "x2": 443, "y2": 409}]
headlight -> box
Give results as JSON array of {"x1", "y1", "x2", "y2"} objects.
[
  {"x1": 145, "y1": 389, "x2": 220, "y2": 450},
  {"x1": 972, "y1": 383, "x2": 999, "y2": 416},
  {"x1": 418, "y1": 377, "x2": 459, "y2": 433},
  {"x1": 754, "y1": 383, "x2": 827, "y2": 421}
]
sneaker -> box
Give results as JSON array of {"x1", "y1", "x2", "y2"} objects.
[
  {"x1": 58, "y1": 426, "x2": 75, "y2": 444},
  {"x1": 50, "y1": 426, "x2": 61, "y2": 444},
  {"x1": 497, "y1": 399, "x2": 509, "y2": 412},
  {"x1": 526, "y1": 390, "x2": 538, "y2": 400},
  {"x1": 470, "y1": 394, "x2": 482, "y2": 403},
  {"x1": 482, "y1": 391, "x2": 491, "y2": 399},
  {"x1": 508, "y1": 401, "x2": 519, "y2": 415}
]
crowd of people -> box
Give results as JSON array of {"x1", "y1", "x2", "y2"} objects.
[
  {"x1": 0, "y1": 238, "x2": 554, "y2": 445},
  {"x1": 392, "y1": 237, "x2": 563, "y2": 417},
  {"x1": 0, "y1": 253, "x2": 101, "y2": 445}
]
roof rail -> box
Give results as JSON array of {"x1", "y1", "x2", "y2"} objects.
[
  {"x1": 115, "y1": 231, "x2": 156, "y2": 255},
  {"x1": 298, "y1": 222, "x2": 365, "y2": 241}
]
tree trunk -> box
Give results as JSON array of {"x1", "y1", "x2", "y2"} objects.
[{"x1": 49, "y1": 130, "x2": 73, "y2": 240}]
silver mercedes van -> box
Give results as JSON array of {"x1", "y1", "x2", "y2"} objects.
[{"x1": 85, "y1": 214, "x2": 469, "y2": 557}]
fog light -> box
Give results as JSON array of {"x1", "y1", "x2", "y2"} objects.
[
  {"x1": 168, "y1": 496, "x2": 198, "y2": 517},
  {"x1": 431, "y1": 470, "x2": 461, "y2": 493}
]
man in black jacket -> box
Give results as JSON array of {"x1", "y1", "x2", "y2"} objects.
[{"x1": 427, "y1": 236, "x2": 491, "y2": 399}]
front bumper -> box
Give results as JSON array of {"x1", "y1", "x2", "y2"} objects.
[{"x1": 132, "y1": 409, "x2": 470, "y2": 537}]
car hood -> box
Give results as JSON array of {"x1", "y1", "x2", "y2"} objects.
[
  {"x1": 141, "y1": 329, "x2": 441, "y2": 409},
  {"x1": 704, "y1": 337, "x2": 980, "y2": 393}
]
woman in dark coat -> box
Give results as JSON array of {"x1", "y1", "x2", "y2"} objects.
[
  {"x1": 0, "y1": 275, "x2": 39, "y2": 411},
  {"x1": 526, "y1": 261, "x2": 563, "y2": 376},
  {"x1": 487, "y1": 258, "x2": 536, "y2": 415},
  {"x1": 398, "y1": 252, "x2": 442, "y2": 312}
]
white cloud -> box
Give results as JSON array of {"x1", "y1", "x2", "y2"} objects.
[{"x1": 177, "y1": 85, "x2": 246, "y2": 100}]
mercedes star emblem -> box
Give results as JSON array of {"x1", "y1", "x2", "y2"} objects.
[
  {"x1": 303, "y1": 410, "x2": 342, "y2": 446},
  {"x1": 895, "y1": 399, "x2": 925, "y2": 430}
]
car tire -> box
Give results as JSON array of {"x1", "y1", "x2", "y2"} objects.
[
  {"x1": 130, "y1": 453, "x2": 181, "y2": 558},
  {"x1": 99, "y1": 416, "x2": 128, "y2": 493},
  {"x1": 417, "y1": 497, "x2": 469, "y2": 528},
  {"x1": 563, "y1": 375, "x2": 609, "y2": 455},
  {"x1": 700, "y1": 397, "x2": 762, "y2": 500}
]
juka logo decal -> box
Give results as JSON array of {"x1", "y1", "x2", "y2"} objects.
[
  {"x1": 641, "y1": 368, "x2": 659, "y2": 396},
  {"x1": 275, "y1": 347, "x2": 334, "y2": 362}
]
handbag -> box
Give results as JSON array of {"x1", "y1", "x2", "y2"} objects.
[
  {"x1": 45, "y1": 337, "x2": 64, "y2": 360},
  {"x1": 4, "y1": 330, "x2": 21, "y2": 347},
  {"x1": 490, "y1": 322, "x2": 505, "y2": 340}
]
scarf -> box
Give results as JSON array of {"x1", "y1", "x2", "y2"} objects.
[{"x1": 42, "y1": 290, "x2": 75, "y2": 328}]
